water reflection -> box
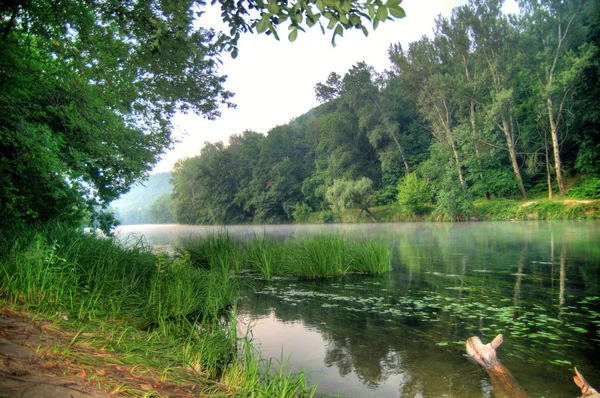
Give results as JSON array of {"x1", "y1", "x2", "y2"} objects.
[{"x1": 119, "y1": 221, "x2": 600, "y2": 397}]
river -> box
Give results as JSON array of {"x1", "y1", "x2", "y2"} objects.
[{"x1": 117, "y1": 221, "x2": 600, "y2": 397}]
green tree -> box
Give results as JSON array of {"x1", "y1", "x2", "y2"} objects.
[
  {"x1": 396, "y1": 173, "x2": 430, "y2": 215},
  {"x1": 0, "y1": 0, "x2": 403, "y2": 228},
  {"x1": 518, "y1": 0, "x2": 596, "y2": 196},
  {"x1": 326, "y1": 177, "x2": 377, "y2": 221}
]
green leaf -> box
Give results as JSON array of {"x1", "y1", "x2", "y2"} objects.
[
  {"x1": 376, "y1": 6, "x2": 388, "y2": 21},
  {"x1": 334, "y1": 24, "x2": 344, "y2": 37},
  {"x1": 360, "y1": 25, "x2": 369, "y2": 37},
  {"x1": 257, "y1": 14, "x2": 270, "y2": 33},
  {"x1": 327, "y1": 16, "x2": 337, "y2": 29},
  {"x1": 389, "y1": 6, "x2": 405, "y2": 18},
  {"x1": 288, "y1": 28, "x2": 298, "y2": 42},
  {"x1": 388, "y1": 4, "x2": 405, "y2": 18},
  {"x1": 231, "y1": 48, "x2": 239, "y2": 59},
  {"x1": 266, "y1": 4, "x2": 280, "y2": 13}
]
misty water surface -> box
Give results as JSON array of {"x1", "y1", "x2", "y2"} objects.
[{"x1": 117, "y1": 221, "x2": 600, "y2": 397}]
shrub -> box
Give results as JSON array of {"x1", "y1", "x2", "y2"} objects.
[
  {"x1": 567, "y1": 176, "x2": 600, "y2": 199},
  {"x1": 292, "y1": 202, "x2": 312, "y2": 223},
  {"x1": 396, "y1": 173, "x2": 430, "y2": 214}
]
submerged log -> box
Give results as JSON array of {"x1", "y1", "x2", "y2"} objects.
[
  {"x1": 466, "y1": 334, "x2": 600, "y2": 398},
  {"x1": 574, "y1": 368, "x2": 600, "y2": 398},
  {"x1": 466, "y1": 334, "x2": 529, "y2": 398}
]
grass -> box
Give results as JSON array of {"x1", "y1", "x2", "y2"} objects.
[
  {"x1": 472, "y1": 198, "x2": 600, "y2": 221},
  {"x1": 178, "y1": 233, "x2": 392, "y2": 280},
  {"x1": 0, "y1": 223, "x2": 338, "y2": 397},
  {"x1": 0, "y1": 223, "x2": 387, "y2": 396}
]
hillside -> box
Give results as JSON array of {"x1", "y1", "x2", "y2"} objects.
[{"x1": 111, "y1": 173, "x2": 173, "y2": 225}]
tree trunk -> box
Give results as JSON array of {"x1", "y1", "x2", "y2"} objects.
[
  {"x1": 501, "y1": 117, "x2": 527, "y2": 200},
  {"x1": 466, "y1": 335, "x2": 529, "y2": 398},
  {"x1": 545, "y1": 138, "x2": 553, "y2": 199},
  {"x1": 363, "y1": 207, "x2": 377, "y2": 222},
  {"x1": 390, "y1": 131, "x2": 410, "y2": 174},
  {"x1": 547, "y1": 96, "x2": 566, "y2": 195}
]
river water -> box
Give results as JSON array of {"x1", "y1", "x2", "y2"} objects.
[{"x1": 117, "y1": 221, "x2": 600, "y2": 397}]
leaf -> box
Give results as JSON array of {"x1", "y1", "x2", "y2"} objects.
[
  {"x1": 361, "y1": 25, "x2": 369, "y2": 37},
  {"x1": 376, "y1": 6, "x2": 388, "y2": 21},
  {"x1": 334, "y1": 24, "x2": 344, "y2": 37},
  {"x1": 389, "y1": 6, "x2": 405, "y2": 18},
  {"x1": 288, "y1": 28, "x2": 298, "y2": 42},
  {"x1": 257, "y1": 14, "x2": 270, "y2": 33}
]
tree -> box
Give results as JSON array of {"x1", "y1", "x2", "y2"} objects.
[
  {"x1": 518, "y1": 0, "x2": 596, "y2": 195},
  {"x1": 0, "y1": 0, "x2": 404, "y2": 227},
  {"x1": 326, "y1": 177, "x2": 377, "y2": 221},
  {"x1": 468, "y1": 0, "x2": 528, "y2": 199}
]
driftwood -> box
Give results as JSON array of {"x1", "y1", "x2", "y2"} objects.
[
  {"x1": 465, "y1": 334, "x2": 528, "y2": 398},
  {"x1": 574, "y1": 367, "x2": 600, "y2": 398},
  {"x1": 466, "y1": 334, "x2": 599, "y2": 398}
]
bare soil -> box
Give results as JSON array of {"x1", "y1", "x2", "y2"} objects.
[{"x1": 0, "y1": 307, "x2": 213, "y2": 397}]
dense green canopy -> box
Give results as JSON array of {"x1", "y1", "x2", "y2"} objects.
[
  {"x1": 0, "y1": 0, "x2": 404, "y2": 228},
  {"x1": 171, "y1": 0, "x2": 600, "y2": 224}
]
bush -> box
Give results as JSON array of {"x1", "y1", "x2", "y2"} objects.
[
  {"x1": 292, "y1": 202, "x2": 312, "y2": 223},
  {"x1": 433, "y1": 177, "x2": 473, "y2": 221},
  {"x1": 567, "y1": 176, "x2": 600, "y2": 199},
  {"x1": 321, "y1": 211, "x2": 335, "y2": 223},
  {"x1": 396, "y1": 173, "x2": 430, "y2": 214}
]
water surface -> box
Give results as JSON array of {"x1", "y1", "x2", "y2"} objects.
[{"x1": 118, "y1": 222, "x2": 600, "y2": 397}]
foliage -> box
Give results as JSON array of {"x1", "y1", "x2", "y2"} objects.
[
  {"x1": 167, "y1": 0, "x2": 599, "y2": 226},
  {"x1": 292, "y1": 203, "x2": 313, "y2": 223},
  {"x1": 326, "y1": 177, "x2": 375, "y2": 216},
  {"x1": 567, "y1": 176, "x2": 600, "y2": 199},
  {"x1": 433, "y1": 175, "x2": 474, "y2": 221},
  {"x1": 0, "y1": 0, "x2": 402, "y2": 231},
  {"x1": 396, "y1": 173, "x2": 430, "y2": 214}
]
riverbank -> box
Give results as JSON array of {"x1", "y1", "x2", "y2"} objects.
[
  {"x1": 301, "y1": 198, "x2": 600, "y2": 223},
  {"x1": 0, "y1": 224, "x2": 390, "y2": 396}
]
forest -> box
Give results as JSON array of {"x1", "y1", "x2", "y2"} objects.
[{"x1": 170, "y1": 0, "x2": 600, "y2": 224}]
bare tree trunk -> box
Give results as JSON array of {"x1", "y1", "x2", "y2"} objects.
[
  {"x1": 501, "y1": 118, "x2": 527, "y2": 200},
  {"x1": 390, "y1": 130, "x2": 410, "y2": 174},
  {"x1": 449, "y1": 137, "x2": 465, "y2": 186},
  {"x1": 547, "y1": 96, "x2": 566, "y2": 195},
  {"x1": 545, "y1": 137, "x2": 553, "y2": 199},
  {"x1": 363, "y1": 207, "x2": 377, "y2": 222}
]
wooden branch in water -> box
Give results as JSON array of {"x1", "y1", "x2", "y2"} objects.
[
  {"x1": 574, "y1": 368, "x2": 600, "y2": 398},
  {"x1": 466, "y1": 334, "x2": 529, "y2": 398},
  {"x1": 466, "y1": 334, "x2": 600, "y2": 398}
]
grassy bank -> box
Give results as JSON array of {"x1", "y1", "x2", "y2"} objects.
[
  {"x1": 0, "y1": 224, "x2": 390, "y2": 396},
  {"x1": 300, "y1": 198, "x2": 600, "y2": 223}
]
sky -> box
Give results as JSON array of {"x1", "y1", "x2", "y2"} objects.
[{"x1": 152, "y1": 0, "x2": 519, "y2": 173}]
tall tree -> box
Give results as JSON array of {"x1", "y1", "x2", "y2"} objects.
[
  {"x1": 518, "y1": 0, "x2": 596, "y2": 195},
  {"x1": 469, "y1": 0, "x2": 528, "y2": 199}
]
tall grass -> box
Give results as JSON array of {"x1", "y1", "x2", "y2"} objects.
[
  {"x1": 0, "y1": 223, "x2": 321, "y2": 396},
  {"x1": 178, "y1": 233, "x2": 392, "y2": 279}
]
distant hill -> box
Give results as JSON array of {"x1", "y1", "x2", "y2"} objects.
[{"x1": 111, "y1": 172, "x2": 173, "y2": 225}]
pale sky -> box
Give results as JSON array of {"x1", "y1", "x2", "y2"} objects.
[{"x1": 152, "y1": 0, "x2": 519, "y2": 173}]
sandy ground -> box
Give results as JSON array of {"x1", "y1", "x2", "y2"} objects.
[
  {"x1": 0, "y1": 308, "x2": 109, "y2": 398},
  {"x1": 0, "y1": 307, "x2": 212, "y2": 398}
]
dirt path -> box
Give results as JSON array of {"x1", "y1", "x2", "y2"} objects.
[
  {"x1": 520, "y1": 199, "x2": 594, "y2": 207},
  {"x1": 0, "y1": 308, "x2": 213, "y2": 397},
  {"x1": 0, "y1": 309, "x2": 109, "y2": 398}
]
